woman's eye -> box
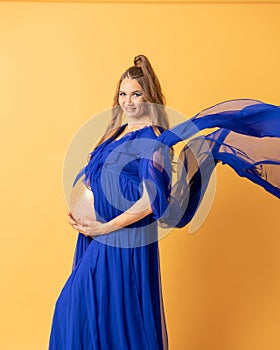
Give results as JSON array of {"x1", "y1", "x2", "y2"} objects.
[
  {"x1": 118, "y1": 91, "x2": 143, "y2": 98},
  {"x1": 133, "y1": 92, "x2": 142, "y2": 97}
]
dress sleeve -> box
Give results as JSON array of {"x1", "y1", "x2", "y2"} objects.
[
  {"x1": 156, "y1": 99, "x2": 280, "y2": 229},
  {"x1": 138, "y1": 145, "x2": 172, "y2": 221}
]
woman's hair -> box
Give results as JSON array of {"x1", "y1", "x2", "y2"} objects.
[{"x1": 95, "y1": 54, "x2": 169, "y2": 147}]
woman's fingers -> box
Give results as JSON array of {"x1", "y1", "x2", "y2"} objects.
[
  {"x1": 67, "y1": 212, "x2": 94, "y2": 236},
  {"x1": 67, "y1": 213, "x2": 84, "y2": 233},
  {"x1": 68, "y1": 213, "x2": 77, "y2": 225},
  {"x1": 67, "y1": 212, "x2": 111, "y2": 236},
  {"x1": 68, "y1": 212, "x2": 85, "y2": 225}
]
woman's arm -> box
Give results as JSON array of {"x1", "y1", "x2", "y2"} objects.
[{"x1": 68, "y1": 182, "x2": 153, "y2": 237}]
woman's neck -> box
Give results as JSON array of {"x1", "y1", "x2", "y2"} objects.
[{"x1": 127, "y1": 115, "x2": 152, "y2": 128}]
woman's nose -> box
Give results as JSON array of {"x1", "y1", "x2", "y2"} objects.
[{"x1": 125, "y1": 95, "x2": 132, "y2": 104}]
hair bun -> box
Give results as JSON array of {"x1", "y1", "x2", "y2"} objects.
[{"x1": 134, "y1": 55, "x2": 145, "y2": 67}]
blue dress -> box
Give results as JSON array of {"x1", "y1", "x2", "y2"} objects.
[
  {"x1": 49, "y1": 99, "x2": 280, "y2": 350},
  {"x1": 49, "y1": 125, "x2": 170, "y2": 350}
]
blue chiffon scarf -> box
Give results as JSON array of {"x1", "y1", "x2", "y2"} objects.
[{"x1": 150, "y1": 99, "x2": 280, "y2": 228}]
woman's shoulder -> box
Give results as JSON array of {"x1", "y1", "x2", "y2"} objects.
[{"x1": 139, "y1": 125, "x2": 165, "y2": 139}]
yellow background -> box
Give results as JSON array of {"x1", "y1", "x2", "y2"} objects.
[{"x1": 1, "y1": 1, "x2": 280, "y2": 349}]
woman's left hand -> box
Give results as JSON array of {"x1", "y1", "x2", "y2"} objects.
[{"x1": 67, "y1": 213, "x2": 116, "y2": 237}]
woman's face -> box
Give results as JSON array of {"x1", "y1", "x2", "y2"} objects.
[{"x1": 118, "y1": 78, "x2": 147, "y2": 121}]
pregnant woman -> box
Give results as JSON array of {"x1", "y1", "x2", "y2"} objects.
[{"x1": 49, "y1": 55, "x2": 280, "y2": 349}]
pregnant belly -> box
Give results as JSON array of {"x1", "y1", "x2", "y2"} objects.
[{"x1": 69, "y1": 175, "x2": 96, "y2": 223}]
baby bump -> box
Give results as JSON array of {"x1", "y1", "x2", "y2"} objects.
[{"x1": 69, "y1": 174, "x2": 96, "y2": 223}]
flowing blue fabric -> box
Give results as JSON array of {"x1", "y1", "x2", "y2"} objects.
[
  {"x1": 157, "y1": 99, "x2": 280, "y2": 228},
  {"x1": 49, "y1": 99, "x2": 280, "y2": 350}
]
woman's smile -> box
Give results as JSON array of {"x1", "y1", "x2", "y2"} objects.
[{"x1": 118, "y1": 77, "x2": 151, "y2": 123}]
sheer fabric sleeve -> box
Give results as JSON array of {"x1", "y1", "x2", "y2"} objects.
[
  {"x1": 138, "y1": 144, "x2": 172, "y2": 221},
  {"x1": 157, "y1": 99, "x2": 280, "y2": 229}
]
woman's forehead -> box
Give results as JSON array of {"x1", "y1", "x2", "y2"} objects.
[{"x1": 119, "y1": 78, "x2": 142, "y2": 91}]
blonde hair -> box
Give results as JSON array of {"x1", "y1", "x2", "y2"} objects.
[{"x1": 95, "y1": 55, "x2": 169, "y2": 147}]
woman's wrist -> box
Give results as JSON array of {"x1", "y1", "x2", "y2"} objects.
[{"x1": 104, "y1": 220, "x2": 121, "y2": 233}]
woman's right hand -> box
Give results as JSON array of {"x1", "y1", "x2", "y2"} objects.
[
  {"x1": 67, "y1": 212, "x2": 117, "y2": 237},
  {"x1": 68, "y1": 212, "x2": 82, "y2": 231}
]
